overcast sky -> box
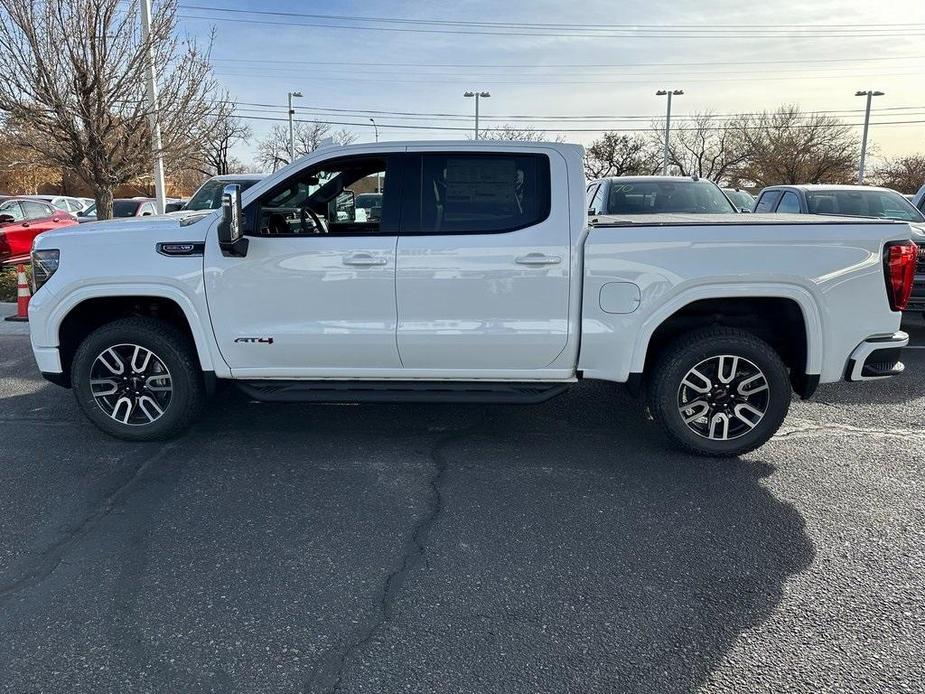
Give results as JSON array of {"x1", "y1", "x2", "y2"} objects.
[{"x1": 178, "y1": 0, "x2": 925, "y2": 169}]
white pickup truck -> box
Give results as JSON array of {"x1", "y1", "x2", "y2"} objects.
[{"x1": 27, "y1": 142, "x2": 916, "y2": 456}]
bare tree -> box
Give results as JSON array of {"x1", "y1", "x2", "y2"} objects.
[
  {"x1": 193, "y1": 95, "x2": 251, "y2": 177},
  {"x1": 584, "y1": 132, "x2": 661, "y2": 179},
  {"x1": 871, "y1": 154, "x2": 925, "y2": 194},
  {"x1": 648, "y1": 111, "x2": 752, "y2": 183},
  {"x1": 256, "y1": 121, "x2": 356, "y2": 172},
  {"x1": 738, "y1": 105, "x2": 860, "y2": 187},
  {"x1": 0, "y1": 0, "x2": 218, "y2": 218},
  {"x1": 0, "y1": 115, "x2": 61, "y2": 193},
  {"x1": 478, "y1": 124, "x2": 564, "y2": 143}
]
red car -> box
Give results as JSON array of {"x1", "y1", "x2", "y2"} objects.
[{"x1": 0, "y1": 197, "x2": 78, "y2": 265}]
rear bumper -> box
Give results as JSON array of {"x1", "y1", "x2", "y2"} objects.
[{"x1": 845, "y1": 331, "x2": 908, "y2": 381}]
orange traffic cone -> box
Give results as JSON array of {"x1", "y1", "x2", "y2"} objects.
[{"x1": 4, "y1": 263, "x2": 30, "y2": 322}]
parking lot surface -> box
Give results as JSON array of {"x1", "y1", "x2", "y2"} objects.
[{"x1": 1, "y1": 317, "x2": 923, "y2": 693}]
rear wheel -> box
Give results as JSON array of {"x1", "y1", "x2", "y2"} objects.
[
  {"x1": 647, "y1": 327, "x2": 791, "y2": 457},
  {"x1": 71, "y1": 317, "x2": 205, "y2": 441}
]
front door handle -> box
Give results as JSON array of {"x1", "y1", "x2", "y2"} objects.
[
  {"x1": 515, "y1": 253, "x2": 561, "y2": 266},
  {"x1": 343, "y1": 252, "x2": 388, "y2": 267}
]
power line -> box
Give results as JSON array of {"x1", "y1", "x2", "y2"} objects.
[
  {"x1": 180, "y1": 5, "x2": 925, "y2": 31},
  {"x1": 180, "y1": 12, "x2": 925, "y2": 40},
  {"x1": 183, "y1": 3, "x2": 925, "y2": 35},
  {"x1": 209, "y1": 55, "x2": 925, "y2": 70},
  {"x1": 228, "y1": 100, "x2": 925, "y2": 123},
  {"x1": 211, "y1": 67, "x2": 921, "y2": 86},
  {"x1": 233, "y1": 111, "x2": 925, "y2": 134}
]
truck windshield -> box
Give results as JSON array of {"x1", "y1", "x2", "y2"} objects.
[
  {"x1": 187, "y1": 178, "x2": 260, "y2": 211},
  {"x1": 805, "y1": 189, "x2": 925, "y2": 222},
  {"x1": 607, "y1": 180, "x2": 736, "y2": 214}
]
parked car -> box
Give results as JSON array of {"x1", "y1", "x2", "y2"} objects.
[
  {"x1": 77, "y1": 198, "x2": 158, "y2": 223},
  {"x1": 0, "y1": 197, "x2": 78, "y2": 264},
  {"x1": 26, "y1": 194, "x2": 91, "y2": 215},
  {"x1": 587, "y1": 176, "x2": 738, "y2": 215},
  {"x1": 28, "y1": 142, "x2": 914, "y2": 457},
  {"x1": 177, "y1": 174, "x2": 264, "y2": 213},
  {"x1": 723, "y1": 187, "x2": 755, "y2": 212},
  {"x1": 753, "y1": 184, "x2": 925, "y2": 313}
]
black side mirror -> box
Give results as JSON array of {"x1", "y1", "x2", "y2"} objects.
[
  {"x1": 218, "y1": 184, "x2": 248, "y2": 257},
  {"x1": 0, "y1": 214, "x2": 14, "y2": 224}
]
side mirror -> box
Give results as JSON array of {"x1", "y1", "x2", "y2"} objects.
[
  {"x1": 0, "y1": 214, "x2": 14, "y2": 224},
  {"x1": 588, "y1": 207, "x2": 597, "y2": 216},
  {"x1": 218, "y1": 184, "x2": 248, "y2": 257},
  {"x1": 739, "y1": 207, "x2": 751, "y2": 213}
]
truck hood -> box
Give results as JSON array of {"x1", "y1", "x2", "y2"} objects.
[{"x1": 33, "y1": 212, "x2": 213, "y2": 250}]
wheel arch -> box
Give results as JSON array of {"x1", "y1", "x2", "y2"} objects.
[
  {"x1": 632, "y1": 285, "x2": 822, "y2": 396},
  {"x1": 50, "y1": 286, "x2": 217, "y2": 386}
]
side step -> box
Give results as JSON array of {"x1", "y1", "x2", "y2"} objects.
[{"x1": 236, "y1": 380, "x2": 571, "y2": 404}]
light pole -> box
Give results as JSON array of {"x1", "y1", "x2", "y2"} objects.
[
  {"x1": 370, "y1": 118, "x2": 381, "y2": 193},
  {"x1": 287, "y1": 91, "x2": 303, "y2": 162},
  {"x1": 855, "y1": 90, "x2": 884, "y2": 184},
  {"x1": 464, "y1": 91, "x2": 490, "y2": 140},
  {"x1": 140, "y1": 0, "x2": 166, "y2": 214},
  {"x1": 656, "y1": 89, "x2": 684, "y2": 176}
]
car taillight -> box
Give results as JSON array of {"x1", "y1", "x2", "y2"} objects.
[{"x1": 883, "y1": 241, "x2": 917, "y2": 311}]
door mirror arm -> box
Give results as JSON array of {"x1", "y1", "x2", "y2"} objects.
[{"x1": 218, "y1": 184, "x2": 249, "y2": 257}]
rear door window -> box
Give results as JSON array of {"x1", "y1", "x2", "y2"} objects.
[
  {"x1": 405, "y1": 153, "x2": 551, "y2": 234},
  {"x1": 755, "y1": 191, "x2": 782, "y2": 213}
]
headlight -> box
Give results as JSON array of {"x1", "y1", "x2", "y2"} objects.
[{"x1": 31, "y1": 249, "x2": 59, "y2": 292}]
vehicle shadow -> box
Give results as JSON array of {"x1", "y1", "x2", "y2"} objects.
[{"x1": 194, "y1": 381, "x2": 815, "y2": 693}]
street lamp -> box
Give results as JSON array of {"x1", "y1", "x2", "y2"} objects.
[
  {"x1": 855, "y1": 90, "x2": 884, "y2": 184},
  {"x1": 370, "y1": 118, "x2": 381, "y2": 193},
  {"x1": 464, "y1": 91, "x2": 491, "y2": 140},
  {"x1": 287, "y1": 90, "x2": 303, "y2": 162},
  {"x1": 656, "y1": 89, "x2": 684, "y2": 175}
]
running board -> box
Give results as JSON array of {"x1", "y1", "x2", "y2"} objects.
[{"x1": 236, "y1": 380, "x2": 571, "y2": 404}]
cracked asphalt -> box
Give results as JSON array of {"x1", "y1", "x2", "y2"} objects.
[{"x1": 0, "y1": 317, "x2": 923, "y2": 693}]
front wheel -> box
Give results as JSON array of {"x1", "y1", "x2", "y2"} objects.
[
  {"x1": 71, "y1": 317, "x2": 205, "y2": 441},
  {"x1": 647, "y1": 327, "x2": 792, "y2": 457}
]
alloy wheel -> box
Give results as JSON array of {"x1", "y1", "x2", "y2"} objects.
[
  {"x1": 89, "y1": 344, "x2": 173, "y2": 426},
  {"x1": 677, "y1": 354, "x2": 770, "y2": 441}
]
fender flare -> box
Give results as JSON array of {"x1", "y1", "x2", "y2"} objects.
[
  {"x1": 46, "y1": 283, "x2": 223, "y2": 374},
  {"x1": 630, "y1": 282, "x2": 824, "y2": 375}
]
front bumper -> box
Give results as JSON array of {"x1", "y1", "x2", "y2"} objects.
[{"x1": 845, "y1": 331, "x2": 908, "y2": 381}]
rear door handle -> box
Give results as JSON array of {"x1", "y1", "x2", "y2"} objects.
[
  {"x1": 343, "y1": 252, "x2": 388, "y2": 266},
  {"x1": 515, "y1": 253, "x2": 561, "y2": 266}
]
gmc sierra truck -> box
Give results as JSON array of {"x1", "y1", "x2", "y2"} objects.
[{"x1": 27, "y1": 142, "x2": 916, "y2": 456}]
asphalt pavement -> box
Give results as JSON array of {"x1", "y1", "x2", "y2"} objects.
[{"x1": 0, "y1": 315, "x2": 923, "y2": 693}]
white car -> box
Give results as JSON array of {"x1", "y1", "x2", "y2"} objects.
[
  {"x1": 27, "y1": 195, "x2": 90, "y2": 214},
  {"x1": 27, "y1": 142, "x2": 914, "y2": 456}
]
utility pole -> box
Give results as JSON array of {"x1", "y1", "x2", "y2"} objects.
[
  {"x1": 369, "y1": 117, "x2": 379, "y2": 143},
  {"x1": 656, "y1": 89, "x2": 684, "y2": 176},
  {"x1": 288, "y1": 91, "x2": 303, "y2": 163},
  {"x1": 855, "y1": 90, "x2": 884, "y2": 184},
  {"x1": 140, "y1": 0, "x2": 166, "y2": 214},
  {"x1": 464, "y1": 91, "x2": 490, "y2": 140}
]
